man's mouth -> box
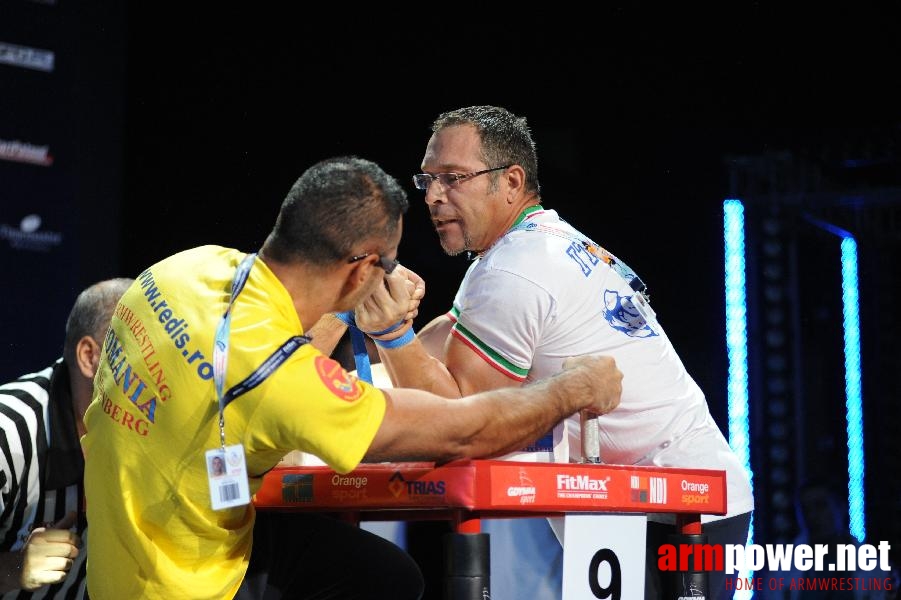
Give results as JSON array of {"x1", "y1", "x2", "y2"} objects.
[{"x1": 432, "y1": 216, "x2": 459, "y2": 229}]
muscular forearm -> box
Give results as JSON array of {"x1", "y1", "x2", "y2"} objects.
[
  {"x1": 366, "y1": 356, "x2": 619, "y2": 464},
  {"x1": 307, "y1": 313, "x2": 348, "y2": 356},
  {"x1": 377, "y1": 337, "x2": 463, "y2": 398},
  {"x1": 451, "y1": 384, "x2": 571, "y2": 460},
  {"x1": 372, "y1": 314, "x2": 464, "y2": 396},
  {"x1": 456, "y1": 364, "x2": 604, "y2": 459}
]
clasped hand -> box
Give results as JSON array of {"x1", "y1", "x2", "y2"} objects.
[
  {"x1": 355, "y1": 265, "x2": 425, "y2": 333},
  {"x1": 561, "y1": 355, "x2": 623, "y2": 416},
  {"x1": 20, "y1": 511, "x2": 80, "y2": 590}
]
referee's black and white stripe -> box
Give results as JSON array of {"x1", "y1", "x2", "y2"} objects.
[{"x1": 0, "y1": 361, "x2": 87, "y2": 600}]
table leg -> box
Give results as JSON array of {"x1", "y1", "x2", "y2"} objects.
[
  {"x1": 444, "y1": 512, "x2": 489, "y2": 600},
  {"x1": 444, "y1": 531, "x2": 490, "y2": 600},
  {"x1": 667, "y1": 513, "x2": 708, "y2": 600}
]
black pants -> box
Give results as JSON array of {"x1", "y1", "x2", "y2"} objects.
[
  {"x1": 235, "y1": 511, "x2": 424, "y2": 600},
  {"x1": 645, "y1": 511, "x2": 753, "y2": 600}
]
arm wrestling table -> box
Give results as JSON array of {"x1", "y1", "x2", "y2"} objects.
[{"x1": 254, "y1": 459, "x2": 727, "y2": 599}]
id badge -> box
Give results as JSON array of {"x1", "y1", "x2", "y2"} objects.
[
  {"x1": 631, "y1": 291, "x2": 657, "y2": 324},
  {"x1": 206, "y1": 444, "x2": 251, "y2": 510}
]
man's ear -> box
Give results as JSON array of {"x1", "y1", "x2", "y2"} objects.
[
  {"x1": 337, "y1": 258, "x2": 373, "y2": 299},
  {"x1": 74, "y1": 335, "x2": 102, "y2": 379},
  {"x1": 504, "y1": 165, "x2": 526, "y2": 200}
]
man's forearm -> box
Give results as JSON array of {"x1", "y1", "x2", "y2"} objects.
[
  {"x1": 366, "y1": 356, "x2": 621, "y2": 464},
  {"x1": 458, "y1": 363, "x2": 601, "y2": 459},
  {"x1": 377, "y1": 337, "x2": 463, "y2": 397},
  {"x1": 307, "y1": 313, "x2": 348, "y2": 357},
  {"x1": 366, "y1": 379, "x2": 573, "y2": 463}
]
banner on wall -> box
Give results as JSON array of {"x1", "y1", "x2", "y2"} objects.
[
  {"x1": 1, "y1": 1, "x2": 126, "y2": 381},
  {"x1": 0, "y1": 136, "x2": 54, "y2": 166},
  {"x1": 0, "y1": 40, "x2": 55, "y2": 72},
  {"x1": 0, "y1": 199, "x2": 80, "y2": 381}
]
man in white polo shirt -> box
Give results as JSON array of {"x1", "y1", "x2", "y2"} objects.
[{"x1": 354, "y1": 105, "x2": 753, "y2": 600}]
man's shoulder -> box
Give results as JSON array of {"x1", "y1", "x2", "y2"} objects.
[
  {"x1": 133, "y1": 246, "x2": 242, "y2": 299},
  {"x1": 154, "y1": 245, "x2": 239, "y2": 270},
  {"x1": 0, "y1": 362, "x2": 56, "y2": 397},
  {"x1": 0, "y1": 363, "x2": 57, "y2": 451},
  {"x1": 489, "y1": 221, "x2": 605, "y2": 280},
  {"x1": 505, "y1": 209, "x2": 597, "y2": 252}
]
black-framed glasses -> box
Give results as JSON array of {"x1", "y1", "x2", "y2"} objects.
[
  {"x1": 347, "y1": 253, "x2": 399, "y2": 274},
  {"x1": 412, "y1": 165, "x2": 511, "y2": 191}
]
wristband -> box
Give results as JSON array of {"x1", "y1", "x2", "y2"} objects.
[
  {"x1": 372, "y1": 327, "x2": 415, "y2": 349},
  {"x1": 334, "y1": 311, "x2": 355, "y2": 327},
  {"x1": 364, "y1": 320, "x2": 406, "y2": 337}
]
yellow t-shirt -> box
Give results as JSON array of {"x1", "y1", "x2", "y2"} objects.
[{"x1": 82, "y1": 245, "x2": 386, "y2": 600}]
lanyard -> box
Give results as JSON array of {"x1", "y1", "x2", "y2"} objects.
[
  {"x1": 350, "y1": 327, "x2": 373, "y2": 383},
  {"x1": 212, "y1": 253, "x2": 310, "y2": 450}
]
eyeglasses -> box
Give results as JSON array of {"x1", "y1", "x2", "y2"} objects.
[
  {"x1": 347, "y1": 253, "x2": 399, "y2": 274},
  {"x1": 412, "y1": 165, "x2": 511, "y2": 191}
]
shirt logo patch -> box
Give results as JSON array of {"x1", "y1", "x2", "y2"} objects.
[
  {"x1": 603, "y1": 290, "x2": 658, "y2": 338},
  {"x1": 314, "y1": 355, "x2": 363, "y2": 401}
]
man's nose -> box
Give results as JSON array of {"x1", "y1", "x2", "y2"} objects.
[{"x1": 424, "y1": 182, "x2": 446, "y2": 205}]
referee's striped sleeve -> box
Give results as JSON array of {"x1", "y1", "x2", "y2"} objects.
[{"x1": 0, "y1": 366, "x2": 51, "y2": 549}]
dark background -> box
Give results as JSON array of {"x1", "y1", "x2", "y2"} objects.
[
  {"x1": 117, "y1": 6, "x2": 900, "y2": 408},
  {"x1": 2, "y1": 1, "x2": 899, "y2": 579}
]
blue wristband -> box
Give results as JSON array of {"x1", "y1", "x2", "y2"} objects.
[
  {"x1": 365, "y1": 320, "x2": 405, "y2": 337},
  {"x1": 372, "y1": 327, "x2": 415, "y2": 349},
  {"x1": 334, "y1": 311, "x2": 355, "y2": 327}
]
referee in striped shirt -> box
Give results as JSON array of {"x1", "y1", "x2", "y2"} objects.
[{"x1": 0, "y1": 278, "x2": 132, "y2": 598}]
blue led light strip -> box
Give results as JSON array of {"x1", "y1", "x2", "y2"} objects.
[
  {"x1": 804, "y1": 214, "x2": 866, "y2": 542},
  {"x1": 840, "y1": 237, "x2": 865, "y2": 542},
  {"x1": 723, "y1": 199, "x2": 754, "y2": 599}
]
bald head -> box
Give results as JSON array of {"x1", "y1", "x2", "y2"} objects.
[{"x1": 63, "y1": 278, "x2": 134, "y2": 366}]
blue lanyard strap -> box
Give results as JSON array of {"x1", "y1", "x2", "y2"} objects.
[
  {"x1": 213, "y1": 253, "x2": 256, "y2": 407},
  {"x1": 212, "y1": 253, "x2": 310, "y2": 448},
  {"x1": 220, "y1": 334, "x2": 310, "y2": 407},
  {"x1": 349, "y1": 327, "x2": 373, "y2": 383}
]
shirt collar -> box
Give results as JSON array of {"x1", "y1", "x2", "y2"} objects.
[
  {"x1": 509, "y1": 204, "x2": 544, "y2": 229},
  {"x1": 474, "y1": 204, "x2": 546, "y2": 259}
]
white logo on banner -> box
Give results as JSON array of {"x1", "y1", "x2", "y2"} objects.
[
  {"x1": 0, "y1": 214, "x2": 62, "y2": 252},
  {"x1": 0, "y1": 138, "x2": 54, "y2": 166},
  {"x1": 0, "y1": 41, "x2": 55, "y2": 72},
  {"x1": 650, "y1": 477, "x2": 667, "y2": 504}
]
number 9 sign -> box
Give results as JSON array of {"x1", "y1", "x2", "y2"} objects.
[
  {"x1": 588, "y1": 548, "x2": 622, "y2": 599},
  {"x1": 562, "y1": 514, "x2": 647, "y2": 600}
]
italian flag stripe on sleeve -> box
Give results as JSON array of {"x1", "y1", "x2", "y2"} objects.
[{"x1": 450, "y1": 321, "x2": 529, "y2": 381}]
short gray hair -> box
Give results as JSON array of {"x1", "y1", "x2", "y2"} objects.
[{"x1": 63, "y1": 278, "x2": 134, "y2": 365}]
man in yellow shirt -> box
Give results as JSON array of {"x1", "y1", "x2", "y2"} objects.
[{"x1": 82, "y1": 156, "x2": 623, "y2": 599}]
